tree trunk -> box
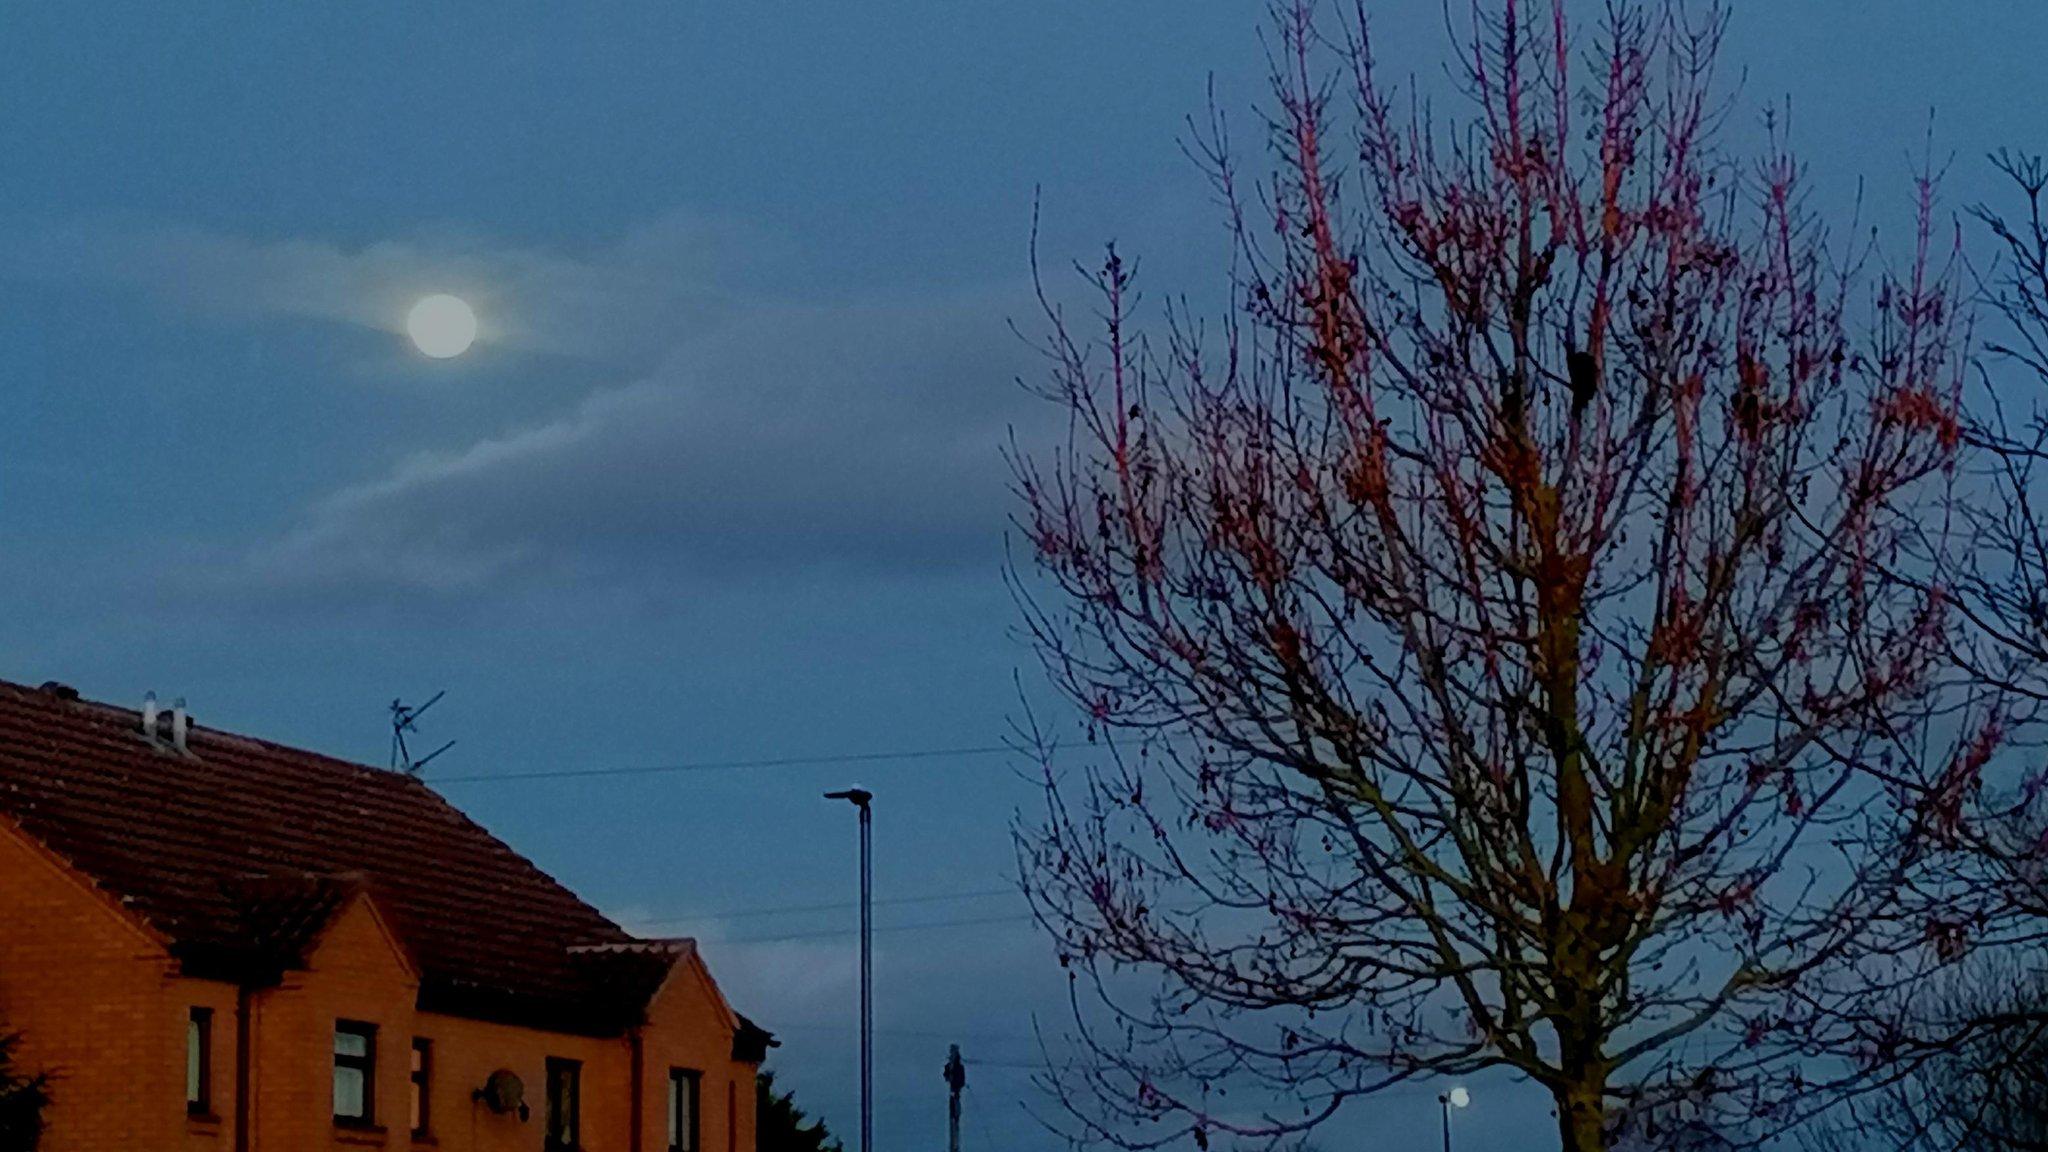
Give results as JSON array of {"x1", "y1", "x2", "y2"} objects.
[{"x1": 1555, "y1": 1078, "x2": 1608, "y2": 1152}]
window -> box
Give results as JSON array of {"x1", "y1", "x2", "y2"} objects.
[
  {"x1": 668, "y1": 1069, "x2": 701, "y2": 1152},
  {"x1": 409, "y1": 1038, "x2": 432, "y2": 1137},
  {"x1": 186, "y1": 1008, "x2": 213, "y2": 1116},
  {"x1": 545, "y1": 1057, "x2": 581, "y2": 1150},
  {"x1": 333, "y1": 1021, "x2": 377, "y2": 1126}
]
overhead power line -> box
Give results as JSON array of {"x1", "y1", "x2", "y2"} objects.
[
  {"x1": 622, "y1": 885, "x2": 1019, "y2": 929},
  {"x1": 713, "y1": 912, "x2": 1036, "y2": 946},
  {"x1": 768, "y1": 1022, "x2": 1042, "y2": 1047},
  {"x1": 431, "y1": 743, "x2": 1016, "y2": 785}
]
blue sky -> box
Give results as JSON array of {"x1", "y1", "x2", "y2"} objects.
[{"x1": 2, "y1": 3, "x2": 2046, "y2": 1149}]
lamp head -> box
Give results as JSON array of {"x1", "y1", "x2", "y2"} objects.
[
  {"x1": 825, "y1": 787, "x2": 874, "y2": 808},
  {"x1": 1447, "y1": 1086, "x2": 1471, "y2": 1109}
]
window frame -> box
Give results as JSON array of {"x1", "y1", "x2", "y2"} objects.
[
  {"x1": 186, "y1": 1007, "x2": 214, "y2": 1117},
  {"x1": 409, "y1": 1037, "x2": 433, "y2": 1138},
  {"x1": 669, "y1": 1068, "x2": 702, "y2": 1152},
  {"x1": 545, "y1": 1056, "x2": 582, "y2": 1150},
  {"x1": 332, "y1": 1019, "x2": 379, "y2": 1128}
]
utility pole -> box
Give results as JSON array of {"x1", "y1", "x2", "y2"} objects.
[
  {"x1": 943, "y1": 1044, "x2": 966, "y2": 1152},
  {"x1": 826, "y1": 789, "x2": 874, "y2": 1152}
]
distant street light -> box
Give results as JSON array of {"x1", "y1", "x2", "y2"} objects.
[
  {"x1": 825, "y1": 788, "x2": 874, "y2": 1152},
  {"x1": 1440, "y1": 1086, "x2": 1471, "y2": 1152}
]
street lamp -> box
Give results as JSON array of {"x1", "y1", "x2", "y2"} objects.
[
  {"x1": 1439, "y1": 1086, "x2": 1471, "y2": 1152},
  {"x1": 825, "y1": 788, "x2": 873, "y2": 1152}
]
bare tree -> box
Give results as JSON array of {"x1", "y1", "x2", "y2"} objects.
[
  {"x1": 1959, "y1": 152, "x2": 2048, "y2": 701},
  {"x1": 1804, "y1": 958, "x2": 2048, "y2": 1152},
  {"x1": 1009, "y1": 3, "x2": 2031, "y2": 1150},
  {"x1": 1790, "y1": 158, "x2": 2048, "y2": 1152}
]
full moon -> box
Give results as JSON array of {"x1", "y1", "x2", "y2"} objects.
[{"x1": 407, "y1": 294, "x2": 478, "y2": 358}]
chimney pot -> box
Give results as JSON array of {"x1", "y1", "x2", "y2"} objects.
[{"x1": 141, "y1": 691, "x2": 159, "y2": 739}]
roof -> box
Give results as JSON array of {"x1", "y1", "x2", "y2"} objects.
[{"x1": 0, "y1": 678, "x2": 742, "y2": 1041}]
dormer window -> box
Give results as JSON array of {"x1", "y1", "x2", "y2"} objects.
[
  {"x1": 186, "y1": 1008, "x2": 213, "y2": 1116},
  {"x1": 333, "y1": 1021, "x2": 377, "y2": 1126},
  {"x1": 545, "y1": 1057, "x2": 581, "y2": 1150},
  {"x1": 669, "y1": 1069, "x2": 701, "y2": 1152}
]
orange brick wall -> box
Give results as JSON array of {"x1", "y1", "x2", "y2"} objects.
[
  {"x1": 180, "y1": 981, "x2": 242, "y2": 1151},
  {"x1": 0, "y1": 819, "x2": 192, "y2": 1150},
  {"x1": 241, "y1": 897, "x2": 420, "y2": 1149},
  {"x1": 0, "y1": 825, "x2": 760, "y2": 1152},
  {"x1": 640, "y1": 955, "x2": 755, "y2": 1152}
]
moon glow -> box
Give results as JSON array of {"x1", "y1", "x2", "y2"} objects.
[{"x1": 407, "y1": 294, "x2": 478, "y2": 358}]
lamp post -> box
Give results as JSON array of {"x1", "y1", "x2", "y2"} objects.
[
  {"x1": 1439, "y1": 1086, "x2": 1470, "y2": 1152},
  {"x1": 825, "y1": 788, "x2": 874, "y2": 1152}
]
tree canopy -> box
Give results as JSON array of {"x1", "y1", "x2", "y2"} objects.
[
  {"x1": 757, "y1": 1071, "x2": 841, "y2": 1152},
  {"x1": 1011, "y1": 2, "x2": 2046, "y2": 1149},
  {"x1": 0, "y1": 1030, "x2": 47, "y2": 1152}
]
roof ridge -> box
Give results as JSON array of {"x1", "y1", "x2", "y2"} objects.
[
  {"x1": 0, "y1": 673, "x2": 657, "y2": 1036},
  {"x1": 0, "y1": 677, "x2": 414, "y2": 784}
]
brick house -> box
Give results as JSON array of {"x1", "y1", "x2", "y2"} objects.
[{"x1": 0, "y1": 678, "x2": 773, "y2": 1151}]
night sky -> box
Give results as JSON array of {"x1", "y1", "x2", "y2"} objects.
[{"x1": 2, "y1": 3, "x2": 2045, "y2": 1149}]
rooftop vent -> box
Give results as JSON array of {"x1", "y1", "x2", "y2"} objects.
[{"x1": 140, "y1": 691, "x2": 193, "y2": 754}]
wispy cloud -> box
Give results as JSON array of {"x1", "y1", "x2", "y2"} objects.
[
  {"x1": 0, "y1": 211, "x2": 787, "y2": 364},
  {"x1": 8, "y1": 214, "x2": 1046, "y2": 603},
  {"x1": 243, "y1": 293, "x2": 1033, "y2": 598}
]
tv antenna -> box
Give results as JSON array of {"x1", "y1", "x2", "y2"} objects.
[{"x1": 390, "y1": 690, "x2": 456, "y2": 776}]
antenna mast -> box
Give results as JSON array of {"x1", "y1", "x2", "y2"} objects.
[{"x1": 390, "y1": 690, "x2": 455, "y2": 775}]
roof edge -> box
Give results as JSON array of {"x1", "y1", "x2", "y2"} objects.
[{"x1": 0, "y1": 810, "x2": 173, "y2": 955}]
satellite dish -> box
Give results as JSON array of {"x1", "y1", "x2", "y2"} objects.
[{"x1": 474, "y1": 1069, "x2": 529, "y2": 1120}]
